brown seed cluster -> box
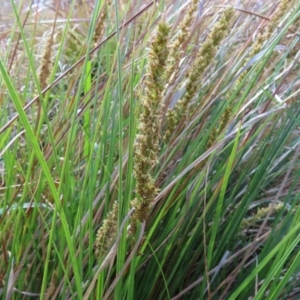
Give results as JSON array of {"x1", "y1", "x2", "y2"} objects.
[
  {"x1": 130, "y1": 22, "x2": 170, "y2": 239},
  {"x1": 38, "y1": 35, "x2": 54, "y2": 90},
  {"x1": 165, "y1": 7, "x2": 235, "y2": 141},
  {"x1": 94, "y1": 201, "x2": 119, "y2": 257},
  {"x1": 93, "y1": 1, "x2": 112, "y2": 46},
  {"x1": 166, "y1": 0, "x2": 199, "y2": 83}
]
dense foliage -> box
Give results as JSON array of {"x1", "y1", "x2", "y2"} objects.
[{"x1": 0, "y1": 0, "x2": 300, "y2": 299}]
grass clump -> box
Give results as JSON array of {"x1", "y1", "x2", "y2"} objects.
[{"x1": 0, "y1": 0, "x2": 300, "y2": 299}]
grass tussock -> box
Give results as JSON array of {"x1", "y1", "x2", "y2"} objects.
[{"x1": 0, "y1": 0, "x2": 300, "y2": 299}]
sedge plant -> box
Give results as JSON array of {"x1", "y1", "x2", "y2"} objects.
[{"x1": 0, "y1": 0, "x2": 300, "y2": 299}]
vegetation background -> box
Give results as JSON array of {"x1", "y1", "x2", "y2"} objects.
[{"x1": 0, "y1": 0, "x2": 300, "y2": 299}]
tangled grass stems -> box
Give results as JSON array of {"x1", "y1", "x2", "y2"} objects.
[
  {"x1": 229, "y1": 0, "x2": 295, "y2": 99},
  {"x1": 1, "y1": 1, "x2": 300, "y2": 299}
]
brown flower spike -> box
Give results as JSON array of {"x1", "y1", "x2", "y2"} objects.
[
  {"x1": 130, "y1": 22, "x2": 170, "y2": 239},
  {"x1": 165, "y1": 7, "x2": 235, "y2": 140}
]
